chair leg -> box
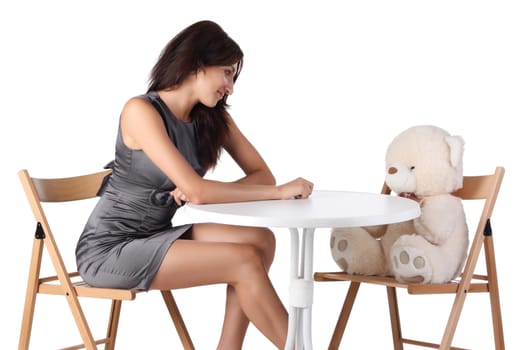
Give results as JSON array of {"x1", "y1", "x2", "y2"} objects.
[
  {"x1": 105, "y1": 300, "x2": 122, "y2": 350},
  {"x1": 66, "y1": 295, "x2": 98, "y2": 350},
  {"x1": 328, "y1": 281, "x2": 360, "y2": 350},
  {"x1": 161, "y1": 290, "x2": 194, "y2": 350},
  {"x1": 484, "y1": 236, "x2": 505, "y2": 349},
  {"x1": 439, "y1": 287, "x2": 468, "y2": 350},
  {"x1": 386, "y1": 287, "x2": 403, "y2": 350},
  {"x1": 19, "y1": 239, "x2": 44, "y2": 350}
]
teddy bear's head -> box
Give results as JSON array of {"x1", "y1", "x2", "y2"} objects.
[{"x1": 385, "y1": 125, "x2": 464, "y2": 197}]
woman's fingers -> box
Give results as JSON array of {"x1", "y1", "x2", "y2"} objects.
[
  {"x1": 171, "y1": 188, "x2": 187, "y2": 205},
  {"x1": 280, "y1": 177, "x2": 314, "y2": 199},
  {"x1": 298, "y1": 178, "x2": 314, "y2": 199}
]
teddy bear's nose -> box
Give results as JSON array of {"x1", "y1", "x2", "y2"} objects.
[{"x1": 388, "y1": 167, "x2": 398, "y2": 175}]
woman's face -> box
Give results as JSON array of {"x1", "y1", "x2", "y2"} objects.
[{"x1": 196, "y1": 63, "x2": 238, "y2": 107}]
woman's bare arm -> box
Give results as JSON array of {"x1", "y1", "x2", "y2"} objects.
[
  {"x1": 223, "y1": 114, "x2": 276, "y2": 186},
  {"x1": 121, "y1": 98, "x2": 312, "y2": 204}
]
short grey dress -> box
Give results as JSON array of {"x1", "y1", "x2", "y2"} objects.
[{"x1": 76, "y1": 92, "x2": 205, "y2": 290}]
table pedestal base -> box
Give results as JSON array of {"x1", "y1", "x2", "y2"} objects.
[{"x1": 284, "y1": 227, "x2": 315, "y2": 350}]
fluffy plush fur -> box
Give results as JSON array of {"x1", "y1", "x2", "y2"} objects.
[{"x1": 330, "y1": 125, "x2": 469, "y2": 283}]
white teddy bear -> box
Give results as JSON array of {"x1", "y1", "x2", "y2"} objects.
[{"x1": 330, "y1": 125, "x2": 469, "y2": 283}]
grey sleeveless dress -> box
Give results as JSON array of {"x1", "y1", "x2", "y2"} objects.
[{"x1": 76, "y1": 92, "x2": 205, "y2": 290}]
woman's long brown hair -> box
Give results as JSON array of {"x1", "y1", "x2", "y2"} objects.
[{"x1": 147, "y1": 20, "x2": 244, "y2": 171}]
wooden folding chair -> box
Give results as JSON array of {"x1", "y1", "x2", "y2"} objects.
[
  {"x1": 314, "y1": 167, "x2": 505, "y2": 350},
  {"x1": 18, "y1": 169, "x2": 195, "y2": 350}
]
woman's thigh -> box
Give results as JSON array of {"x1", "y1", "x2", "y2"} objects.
[
  {"x1": 149, "y1": 239, "x2": 264, "y2": 290},
  {"x1": 191, "y1": 223, "x2": 276, "y2": 265}
]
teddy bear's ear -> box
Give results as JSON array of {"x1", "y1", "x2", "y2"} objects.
[{"x1": 445, "y1": 135, "x2": 464, "y2": 168}]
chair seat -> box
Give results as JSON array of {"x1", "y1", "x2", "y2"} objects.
[
  {"x1": 314, "y1": 271, "x2": 491, "y2": 294},
  {"x1": 314, "y1": 272, "x2": 408, "y2": 288},
  {"x1": 37, "y1": 273, "x2": 139, "y2": 300}
]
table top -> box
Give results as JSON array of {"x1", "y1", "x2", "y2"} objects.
[{"x1": 181, "y1": 190, "x2": 421, "y2": 228}]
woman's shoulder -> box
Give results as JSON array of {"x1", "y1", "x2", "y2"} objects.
[
  {"x1": 120, "y1": 94, "x2": 162, "y2": 125},
  {"x1": 123, "y1": 95, "x2": 155, "y2": 113}
]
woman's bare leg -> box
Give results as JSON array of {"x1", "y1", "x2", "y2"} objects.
[
  {"x1": 149, "y1": 238, "x2": 287, "y2": 349},
  {"x1": 191, "y1": 224, "x2": 276, "y2": 349}
]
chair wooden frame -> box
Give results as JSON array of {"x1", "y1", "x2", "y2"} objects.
[
  {"x1": 18, "y1": 169, "x2": 195, "y2": 350},
  {"x1": 314, "y1": 167, "x2": 505, "y2": 350}
]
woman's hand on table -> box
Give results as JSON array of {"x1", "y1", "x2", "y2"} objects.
[{"x1": 278, "y1": 178, "x2": 314, "y2": 200}]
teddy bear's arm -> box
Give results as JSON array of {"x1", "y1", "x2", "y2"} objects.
[{"x1": 413, "y1": 195, "x2": 464, "y2": 245}]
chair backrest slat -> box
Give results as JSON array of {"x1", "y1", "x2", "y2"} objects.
[
  {"x1": 18, "y1": 169, "x2": 112, "y2": 236},
  {"x1": 28, "y1": 169, "x2": 112, "y2": 203},
  {"x1": 453, "y1": 167, "x2": 504, "y2": 202}
]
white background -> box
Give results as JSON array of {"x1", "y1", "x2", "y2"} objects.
[{"x1": 1, "y1": 1, "x2": 518, "y2": 349}]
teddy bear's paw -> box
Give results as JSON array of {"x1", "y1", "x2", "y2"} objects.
[
  {"x1": 330, "y1": 234, "x2": 351, "y2": 272},
  {"x1": 391, "y1": 246, "x2": 432, "y2": 283}
]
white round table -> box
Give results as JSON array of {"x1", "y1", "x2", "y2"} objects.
[{"x1": 182, "y1": 190, "x2": 420, "y2": 350}]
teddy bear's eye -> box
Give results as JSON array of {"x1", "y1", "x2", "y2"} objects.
[{"x1": 410, "y1": 166, "x2": 415, "y2": 171}]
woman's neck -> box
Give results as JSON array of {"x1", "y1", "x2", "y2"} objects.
[{"x1": 157, "y1": 87, "x2": 197, "y2": 122}]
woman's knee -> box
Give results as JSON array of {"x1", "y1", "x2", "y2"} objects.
[
  {"x1": 232, "y1": 244, "x2": 265, "y2": 279},
  {"x1": 249, "y1": 227, "x2": 276, "y2": 267},
  {"x1": 228, "y1": 226, "x2": 276, "y2": 266},
  {"x1": 258, "y1": 227, "x2": 276, "y2": 252}
]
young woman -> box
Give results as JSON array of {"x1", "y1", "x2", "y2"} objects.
[{"x1": 76, "y1": 20, "x2": 313, "y2": 349}]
